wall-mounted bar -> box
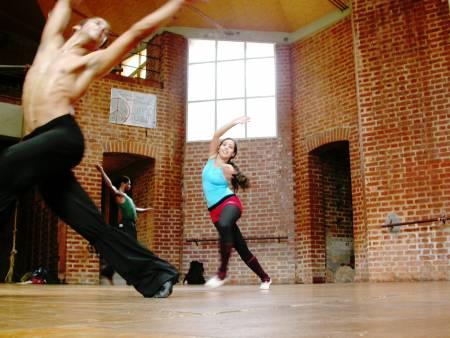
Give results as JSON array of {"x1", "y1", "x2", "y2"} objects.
[
  {"x1": 185, "y1": 235, "x2": 288, "y2": 246},
  {"x1": 381, "y1": 211, "x2": 447, "y2": 232}
]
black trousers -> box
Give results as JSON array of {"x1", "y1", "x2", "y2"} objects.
[
  {"x1": 119, "y1": 219, "x2": 138, "y2": 239},
  {"x1": 101, "y1": 219, "x2": 137, "y2": 280},
  {"x1": 214, "y1": 205, "x2": 253, "y2": 263},
  {"x1": 214, "y1": 205, "x2": 270, "y2": 281},
  {"x1": 0, "y1": 114, "x2": 178, "y2": 297}
]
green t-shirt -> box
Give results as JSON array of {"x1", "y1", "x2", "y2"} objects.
[{"x1": 119, "y1": 194, "x2": 137, "y2": 221}]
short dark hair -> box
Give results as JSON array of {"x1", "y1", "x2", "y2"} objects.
[{"x1": 117, "y1": 175, "x2": 131, "y2": 185}]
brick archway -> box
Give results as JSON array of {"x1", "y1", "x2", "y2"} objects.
[
  {"x1": 101, "y1": 140, "x2": 158, "y2": 159},
  {"x1": 98, "y1": 142, "x2": 157, "y2": 249},
  {"x1": 296, "y1": 126, "x2": 353, "y2": 284},
  {"x1": 305, "y1": 126, "x2": 351, "y2": 153},
  {"x1": 61, "y1": 140, "x2": 159, "y2": 285},
  {"x1": 307, "y1": 141, "x2": 354, "y2": 283}
]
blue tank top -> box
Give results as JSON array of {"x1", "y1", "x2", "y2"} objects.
[{"x1": 202, "y1": 159, "x2": 233, "y2": 208}]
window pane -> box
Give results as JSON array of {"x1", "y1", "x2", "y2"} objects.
[
  {"x1": 189, "y1": 39, "x2": 215, "y2": 63},
  {"x1": 217, "y1": 60, "x2": 244, "y2": 99},
  {"x1": 187, "y1": 39, "x2": 278, "y2": 142},
  {"x1": 138, "y1": 49, "x2": 146, "y2": 79},
  {"x1": 247, "y1": 97, "x2": 276, "y2": 138},
  {"x1": 217, "y1": 99, "x2": 245, "y2": 139},
  {"x1": 246, "y1": 42, "x2": 274, "y2": 58},
  {"x1": 187, "y1": 101, "x2": 215, "y2": 141},
  {"x1": 121, "y1": 65, "x2": 135, "y2": 77},
  {"x1": 246, "y1": 58, "x2": 275, "y2": 97},
  {"x1": 188, "y1": 63, "x2": 215, "y2": 101},
  {"x1": 121, "y1": 54, "x2": 139, "y2": 76},
  {"x1": 217, "y1": 41, "x2": 244, "y2": 61}
]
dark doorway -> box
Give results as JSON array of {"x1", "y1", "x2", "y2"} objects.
[
  {"x1": 308, "y1": 141, "x2": 354, "y2": 283},
  {"x1": 99, "y1": 152, "x2": 154, "y2": 284}
]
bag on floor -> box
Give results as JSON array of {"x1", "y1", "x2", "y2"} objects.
[{"x1": 183, "y1": 260, "x2": 205, "y2": 285}]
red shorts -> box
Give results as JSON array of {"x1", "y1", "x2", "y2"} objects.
[{"x1": 208, "y1": 195, "x2": 243, "y2": 223}]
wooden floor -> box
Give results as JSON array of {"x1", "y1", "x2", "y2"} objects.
[{"x1": 1, "y1": 281, "x2": 450, "y2": 337}]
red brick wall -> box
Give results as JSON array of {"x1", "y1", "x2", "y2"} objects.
[
  {"x1": 181, "y1": 45, "x2": 296, "y2": 284},
  {"x1": 291, "y1": 17, "x2": 363, "y2": 283},
  {"x1": 133, "y1": 160, "x2": 155, "y2": 248},
  {"x1": 63, "y1": 32, "x2": 187, "y2": 284},
  {"x1": 352, "y1": 0, "x2": 450, "y2": 281}
]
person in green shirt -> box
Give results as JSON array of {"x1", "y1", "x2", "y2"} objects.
[{"x1": 96, "y1": 164, "x2": 151, "y2": 283}]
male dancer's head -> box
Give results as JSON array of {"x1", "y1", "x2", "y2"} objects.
[{"x1": 71, "y1": 17, "x2": 111, "y2": 50}]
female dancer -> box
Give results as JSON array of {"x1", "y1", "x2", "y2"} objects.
[{"x1": 202, "y1": 116, "x2": 271, "y2": 290}]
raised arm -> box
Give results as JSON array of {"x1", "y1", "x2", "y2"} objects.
[
  {"x1": 208, "y1": 116, "x2": 250, "y2": 158},
  {"x1": 85, "y1": 0, "x2": 188, "y2": 80},
  {"x1": 95, "y1": 164, "x2": 123, "y2": 196},
  {"x1": 40, "y1": 0, "x2": 79, "y2": 49}
]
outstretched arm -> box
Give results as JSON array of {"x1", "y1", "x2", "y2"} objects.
[
  {"x1": 95, "y1": 164, "x2": 123, "y2": 196},
  {"x1": 40, "y1": 0, "x2": 81, "y2": 49},
  {"x1": 85, "y1": 0, "x2": 188, "y2": 80},
  {"x1": 136, "y1": 207, "x2": 152, "y2": 213},
  {"x1": 208, "y1": 116, "x2": 250, "y2": 158}
]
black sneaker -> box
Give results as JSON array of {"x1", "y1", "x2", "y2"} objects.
[{"x1": 153, "y1": 280, "x2": 173, "y2": 298}]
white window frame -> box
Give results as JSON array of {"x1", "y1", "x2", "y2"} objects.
[{"x1": 186, "y1": 39, "x2": 277, "y2": 142}]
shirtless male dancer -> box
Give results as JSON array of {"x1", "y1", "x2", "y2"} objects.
[{"x1": 0, "y1": 0, "x2": 191, "y2": 298}]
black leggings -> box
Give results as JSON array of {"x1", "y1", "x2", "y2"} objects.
[
  {"x1": 214, "y1": 205, "x2": 252, "y2": 263},
  {"x1": 214, "y1": 205, "x2": 270, "y2": 281},
  {"x1": 0, "y1": 115, "x2": 178, "y2": 297}
]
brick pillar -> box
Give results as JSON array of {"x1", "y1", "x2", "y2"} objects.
[{"x1": 352, "y1": 0, "x2": 450, "y2": 281}]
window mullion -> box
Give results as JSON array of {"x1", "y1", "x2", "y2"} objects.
[
  {"x1": 214, "y1": 40, "x2": 218, "y2": 133},
  {"x1": 244, "y1": 42, "x2": 247, "y2": 138}
]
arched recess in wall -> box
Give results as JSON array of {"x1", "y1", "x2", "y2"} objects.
[
  {"x1": 98, "y1": 139, "x2": 158, "y2": 283},
  {"x1": 305, "y1": 126, "x2": 351, "y2": 153},
  {"x1": 305, "y1": 126, "x2": 355, "y2": 284},
  {"x1": 308, "y1": 140, "x2": 355, "y2": 284},
  {"x1": 98, "y1": 151, "x2": 156, "y2": 284}
]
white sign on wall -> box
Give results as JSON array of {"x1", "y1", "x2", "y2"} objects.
[{"x1": 109, "y1": 88, "x2": 157, "y2": 128}]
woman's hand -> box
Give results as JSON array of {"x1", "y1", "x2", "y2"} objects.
[
  {"x1": 209, "y1": 116, "x2": 250, "y2": 158},
  {"x1": 233, "y1": 116, "x2": 250, "y2": 125}
]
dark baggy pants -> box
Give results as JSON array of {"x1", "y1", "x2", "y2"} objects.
[
  {"x1": 119, "y1": 219, "x2": 138, "y2": 239},
  {"x1": 0, "y1": 114, "x2": 178, "y2": 297},
  {"x1": 101, "y1": 218, "x2": 137, "y2": 280}
]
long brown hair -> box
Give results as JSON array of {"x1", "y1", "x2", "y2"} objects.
[{"x1": 219, "y1": 138, "x2": 250, "y2": 192}]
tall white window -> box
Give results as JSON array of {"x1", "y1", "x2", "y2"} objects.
[{"x1": 187, "y1": 39, "x2": 277, "y2": 142}]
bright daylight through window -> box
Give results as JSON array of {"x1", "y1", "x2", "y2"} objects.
[
  {"x1": 121, "y1": 48, "x2": 147, "y2": 79},
  {"x1": 187, "y1": 39, "x2": 277, "y2": 142}
]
